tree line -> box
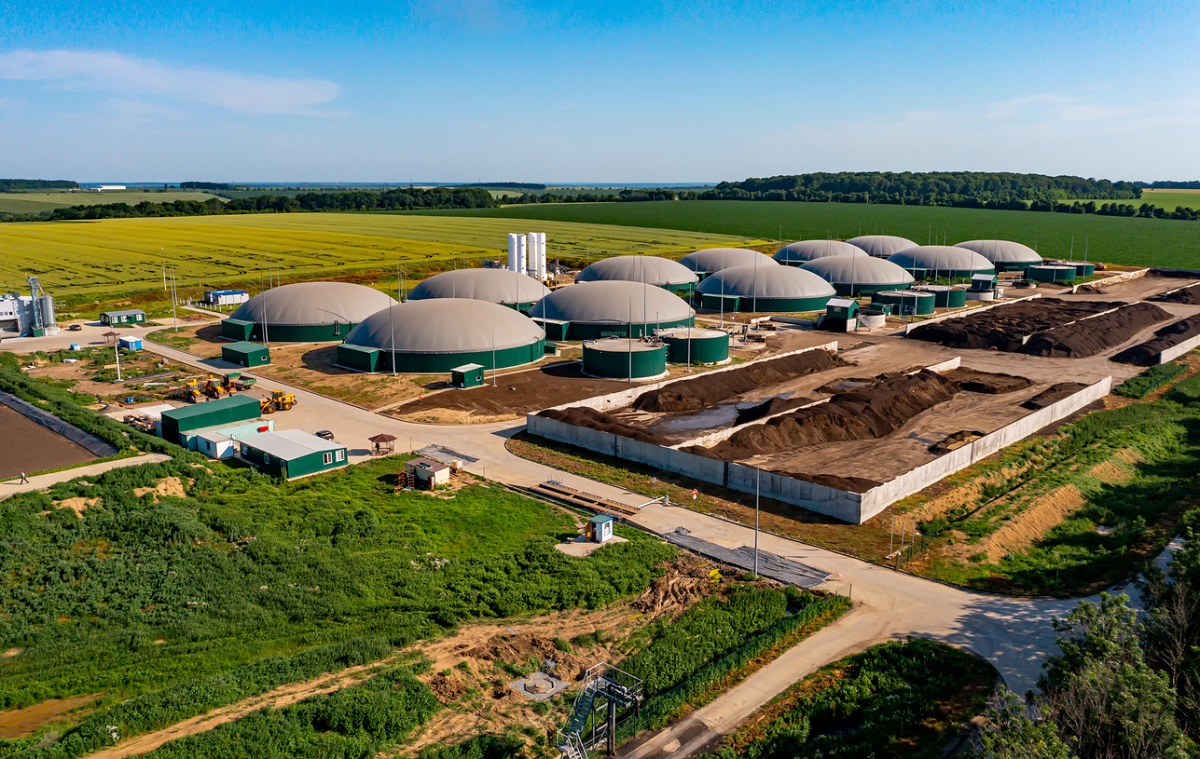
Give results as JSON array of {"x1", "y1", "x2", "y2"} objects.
[
  {"x1": 0, "y1": 178, "x2": 78, "y2": 191},
  {"x1": 36, "y1": 187, "x2": 496, "y2": 221}
]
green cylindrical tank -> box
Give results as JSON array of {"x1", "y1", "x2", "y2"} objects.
[
  {"x1": 1026, "y1": 265, "x2": 1077, "y2": 283},
  {"x1": 872, "y1": 290, "x2": 936, "y2": 316},
  {"x1": 657, "y1": 327, "x2": 730, "y2": 365},
  {"x1": 582, "y1": 339, "x2": 668, "y2": 380},
  {"x1": 913, "y1": 285, "x2": 968, "y2": 308},
  {"x1": 1057, "y1": 261, "x2": 1096, "y2": 277}
]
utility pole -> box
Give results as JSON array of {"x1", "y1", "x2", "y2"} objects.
[
  {"x1": 170, "y1": 266, "x2": 179, "y2": 332},
  {"x1": 115, "y1": 340, "x2": 122, "y2": 382},
  {"x1": 754, "y1": 467, "x2": 761, "y2": 580}
]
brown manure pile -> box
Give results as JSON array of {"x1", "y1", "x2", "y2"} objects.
[
  {"x1": 1020, "y1": 301, "x2": 1171, "y2": 358},
  {"x1": 944, "y1": 368, "x2": 1035, "y2": 394},
  {"x1": 539, "y1": 406, "x2": 665, "y2": 444},
  {"x1": 1152, "y1": 284, "x2": 1200, "y2": 305},
  {"x1": 633, "y1": 349, "x2": 848, "y2": 413},
  {"x1": 694, "y1": 370, "x2": 960, "y2": 460},
  {"x1": 733, "y1": 395, "x2": 816, "y2": 425},
  {"x1": 1021, "y1": 383, "x2": 1088, "y2": 410},
  {"x1": 1112, "y1": 315, "x2": 1200, "y2": 366},
  {"x1": 908, "y1": 298, "x2": 1120, "y2": 351}
]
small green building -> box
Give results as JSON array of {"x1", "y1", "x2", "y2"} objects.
[
  {"x1": 159, "y1": 395, "x2": 261, "y2": 444},
  {"x1": 221, "y1": 318, "x2": 256, "y2": 341},
  {"x1": 238, "y1": 429, "x2": 348, "y2": 480},
  {"x1": 221, "y1": 341, "x2": 270, "y2": 367},
  {"x1": 872, "y1": 290, "x2": 936, "y2": 316},
  {"x1": 336, "y1": 344, "x2": 382, "y2": 372},
  {"x1": 451, "y1": 363, "x2": 486, "y2": 388},
  {"x1": 825, "y1": 298, "x2": 860, "y2": 319},
  {"x1": 100, "y1": 309, "x2": 146, "y2": 326}
]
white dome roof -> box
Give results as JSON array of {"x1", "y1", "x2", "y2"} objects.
[
  {"x1": 679, "y1": 248, "x2": 779, "y2": 274},
  {"x1": 576, "y1": 256, "x2": 698, "y2": 287},
  {"x1": 345, "y1": 299, "x2": 544, "y2": 353},
  {"x1": 232, "y1": 282, "x2": 397, "y2": 326},
  {"x1": 408, "y1": 268, "x2": 550, "y2": 305},
  {"x1": 955, "y1": 240, "x2": 1043, "y2": 266},
  {"x1": 529, "y1": 281, "x2": 694, "y2": 324},
  {"x1": 845, "y1": 235, "x2": 918, "y2": 258},
  {"x1": 800, "y1": 256, "x2": 915, "y2": 287},
  {"x1": 695, "y1": 264, "x2": 837, "y2": 299},
  {"x1": 774, "y1": 240, "x2": 868, "y2": 264},
  {"x1": 888, "y1": 246, "x2": 995, "y2": 273}
]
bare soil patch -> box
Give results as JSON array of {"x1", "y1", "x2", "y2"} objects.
[
  {"x1": 0, "y1": 694, "x2": 99, "y2": 740},
  {"x1": 1112, "y1": 314, "x2": 1200, "y2": 365},
  {"x1": 390, "y1": 362, "x2": 627, "y2": 422},
  {"x1": 0, "y1": 404, "x2": 97, "y2": 478},
  {"x1": 944, "y1": 368, "x2": 1034, "y2": 394},
  {"x1": 51, "y1": 496, "x2": 100, "y2": 517},
  {"x1": 132, "y1": 476, "x2": 188, "y2": 501},
  {"x1": 1021, "y1": 383, "x2": 1089, "y2": 409},
  {"x1": 1020, "y1": 301, "x2": 1172, "y2": 358},
  {"x1": 253, "y1": 344, "x2": 429, "y2": 410},
  {"x1": 633, "y1": 349, "x2": 847, "y2": 413}
]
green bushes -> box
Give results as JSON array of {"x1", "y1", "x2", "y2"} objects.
[
  {"x1": 1114, "y1": 362, "x2": 1186, "y2": 398},
  {"x1": 142, "y1": 664, "x2": 440, "y2": 758},
  {"x1": 704, "y1": 639, "x2": 997, "y2": 759},
  {"x1": 0, "y1": 381, "x2": 676, "y2": 757},
  {"x1": 416, "y1": 734, "x2": 528, "y2": 759},
  {"x1": 621, "y1": 588, "x2": 851, "y2": 733}
]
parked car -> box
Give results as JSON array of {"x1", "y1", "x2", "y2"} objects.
[
  {"x1": 315, "y1": 430, "x2": 335, "y2": 441},
  {"x1": 67, "y1": 324, "x2": 83, "y2": 331}
]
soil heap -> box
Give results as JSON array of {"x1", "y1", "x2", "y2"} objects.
[
  {"x1": 1020, "y1": 301, "x2": 1171, "y2": 358},
  {"x1": 539, "y1": 406, "x2": 665, "y2": 444},
  {"x1": 694, "y1": 369, "x2": 960, "y2": 460},
  {"x1": 1112, "y1": 315, "x2": 1200, "y2": 366},
  {"x1": 633, "y1": 349, "x2": 848, "y2": 413},
  {"x1": 1153, "y1": 284, "x2": 1200, "y2": 305},
  {"x1": 944, "y1": 368, "x2": 1035, "y2": 394},
  {"x1": 1021, "y1": 383, "x2": 1089, "y2": 410},
  {"x1": 908, "y1": 298, "x2": 1120, "y2": 352}
]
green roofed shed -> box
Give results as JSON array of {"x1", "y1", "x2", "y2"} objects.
[
  {"x1": 222, "y1": 341, "x2": 270, "y2": 367},
  {"x1": 160, "y1": 395, "x2": 261, "y2": 444},
  {"x1": 451, "y1": 363, "x2": 486, "y2": 388}
]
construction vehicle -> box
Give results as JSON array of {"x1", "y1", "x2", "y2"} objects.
[
  {"x1": 202, "y1": 376, "x2": 228, "y2": 400},
  {"x1": 172, "y1": 379, "x2": 203, "y2": 403},
  {"x1": 259, "y1": 390, "x2": 296, "y2": 414}
]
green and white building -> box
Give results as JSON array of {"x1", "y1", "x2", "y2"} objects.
[
  {"x1": 408, "y1": 268, "x2": 550, "y2": 311},
  {"x1": 238, "y1": 429, "x2": 348, "y2": 480},
  {"x1": 575, "y1": 255, "x2": 699, "y2": 296},
  {"x1": 799, "y1": 255, "x2": 916, "y2": 296},
  {"x1": 222, "y1": 282, "x2": 397, "y2": 342},
  {"x1": 887, "y1": 246, "x2": 995, "y2": 280},
  {"x1": 528, "y1": 280, "x2": 694, "y2": 340},
  {"x1": 679, "y1": 248, "x2": 778, "y2": 280},
  {"x1": 694, "y1": 264, "x2": 836, "y2": 312},
  {"x1": 337, "y1": 298, "x2": 546, "y2": 373}
]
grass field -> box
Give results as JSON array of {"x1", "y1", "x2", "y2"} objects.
[
  {"x1": 0, "y1": 213, "x2": 758, "y2": 297},
  {"x1": 1136, "y1": 188, "x2": 1200, "y2": 211},
  {"x1": 420, "y1": 199, "x2": 1200, "y2": 269},
  {"x1": 0, "y1": 190, "x2": 222, "y2": 215}
]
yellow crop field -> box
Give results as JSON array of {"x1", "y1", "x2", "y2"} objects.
[{"x1": 0, "y1": 213, "x2": 759, "y2": 296}]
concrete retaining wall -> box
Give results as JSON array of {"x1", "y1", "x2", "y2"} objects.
[
  {"x1": 904, "y1": 294, "x2": 1042, "y2": 335},
  {"x1": 1158, "y1": 334, "x2": 1200, "y2": 365},
  {"x1": 1070, "y1": 268, "x2": 1149, "y2": 294},
  {"x1": 855, "y1": 376, "x2": 1112, "y2": 521}
]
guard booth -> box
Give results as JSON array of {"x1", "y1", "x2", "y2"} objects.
[
  {"x1": 586, "y1": 514, "x2": 614, "y2": 543},
  {"x1": 451, "y1": 363, "x2": 485, "y2": 388},
  {"x1": 222, "y1": 341, "x2": 270, "y2": 367}
]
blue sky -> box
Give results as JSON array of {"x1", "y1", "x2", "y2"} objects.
[{"x1": 1, "y1": 1, "x2": 1197, "y2": 182}]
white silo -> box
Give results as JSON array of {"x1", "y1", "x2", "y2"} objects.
[
  {"x1": 538, "y1": 232, "x2": 548, "y2": 279},
  {"x1": 507, "y1": 234, "x2": 518, "y2": 271},
  {"x1": 517, "y1": 234, "x2": 528, "y2": 275}
]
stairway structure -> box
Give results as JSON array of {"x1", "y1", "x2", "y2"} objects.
[{"x1": 558, "y1": 663, "x2": 644, "y2": 758}]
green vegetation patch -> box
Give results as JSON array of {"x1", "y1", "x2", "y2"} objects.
[
  {"x1": 1113, "y1": 361, "x2": 1187, "y2": 398},
  {"x1": 423, "y1": 199, "x2": 1200, "y2": 269},
  {"x1": 703, "y1": 639, "x2": 997, "y2": 759}
]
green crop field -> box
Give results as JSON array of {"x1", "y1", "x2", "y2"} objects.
[
  {"x1": 0, "y1": 190, "x2": 222, "y2": 215},
  {"x1": 1137, "y1": 188, "x2": 1200, "y2": 211},
  {"x1": 419, "y1": 199, "x2": 1200, "y2": 269},
  {"x1": 0, "y1": 213, "x2": 758, "y2": 296}
]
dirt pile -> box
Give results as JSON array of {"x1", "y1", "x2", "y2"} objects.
[
  {"x1": 945, "y1": 368, "x2": 1035, "y2": 394},
  {"x1": 1152, "y1": 283, "x2": 1200, "y2": 305},
  {"x1": 908, "y1": 298, "x2": 1121, "y2": 352},
  {"x1": 777, "y1": 471, "x2": 882, "y2": 493},
  {"x1": 1021, "y1": 383, "x2": 1088, "y2": 410},
  {"x1": 633, "y1": 349, "x2": 848, "y2": 413},
  {"x1": 539, "y1": 406, "x2": 665, "y2": 444},
  {"x1": 696, "y1": 370, "x2": 960, "y2": 460},
  {"x1": 1112, "y1": 315, "x2": 1200, "y2": 366},
  {"x1": 929, "y1": 430, "x2": 985, "y2": 455},
  {"x1": 1020, "y1": 301, "x2": 1171, "y2": 358}
]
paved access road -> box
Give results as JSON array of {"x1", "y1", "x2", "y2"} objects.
[{"x1": 0, "y1": 453, "x2": 173, "y2": 501}]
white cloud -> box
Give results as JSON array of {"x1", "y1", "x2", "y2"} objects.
[{"x1": 0, "y1": 49, "x2": 342, "y2": 116}]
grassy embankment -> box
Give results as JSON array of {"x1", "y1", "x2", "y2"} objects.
[
  {"x1": 420, "y1": 199, "x2": 1200, "y2": 269},
  {"x1": 0, "y1": 213, "x2": 758, "y2": 318},
  {"x1": 701, "y1": 639, "x2": 997, "y2": 759}
]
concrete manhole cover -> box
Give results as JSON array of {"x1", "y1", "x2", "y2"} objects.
[{"x1": 510, "y1": 671, "x2": 569, "y2": 700}]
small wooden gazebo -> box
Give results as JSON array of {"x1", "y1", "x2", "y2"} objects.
[
  {"x1": 369, "y1": 433, "x2": 397, "y2": 457},
  {"x1": 103, "y1": 330, "x2": 120, "y2": 346}
]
